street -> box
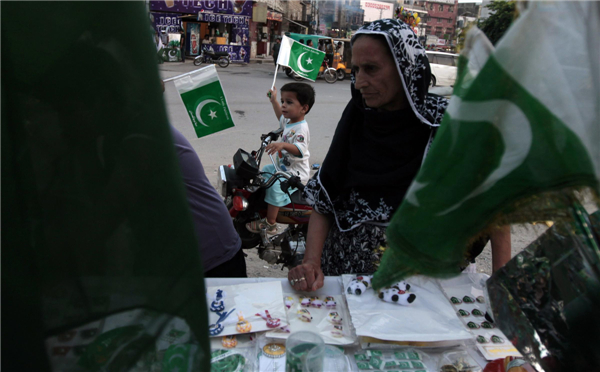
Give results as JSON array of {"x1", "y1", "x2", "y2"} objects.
[{"x1": 159, "y1": 61, "x2": 352, "y2": 187}]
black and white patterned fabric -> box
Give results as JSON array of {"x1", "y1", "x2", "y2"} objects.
[
  {"x1": 303, "y1": 19, "x2": 449, "y2": 275},
  {"x1": 352, "y1": 19, "x2": 448, "y2": 126}
]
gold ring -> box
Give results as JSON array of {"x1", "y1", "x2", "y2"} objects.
[{"x1": 298, "y1": 277, "x2": 306, "y2": 282}]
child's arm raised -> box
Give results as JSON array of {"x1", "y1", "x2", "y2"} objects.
[
  {"x1": 268, "y1": 87, "x2": 282, "y2": 121},
  {"x1": 265, "y1": 142, "x2": 300, "y2": 157}
]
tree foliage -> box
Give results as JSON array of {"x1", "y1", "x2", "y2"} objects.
[{"x1": 477, "y1": 0, "x2": 517, "y2": 45}]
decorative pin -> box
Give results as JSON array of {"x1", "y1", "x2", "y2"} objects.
[
  {"x1": 331, "y1": 325, "x2": 343, "y2": 338},
  {"x1": 325, "y1": 296, "x2": 337, "y2": 308},
  {"x1": 328, "y1": 311, "x2": 343, "y2": 325},
  {"x1": 208, "y1": 308, "x2": 235, "y2": 336},
  {"x1": 391, "y1": 281, "x2": 411, "y2": 292},
  {"x1": 222, "y1": 335, "x2": 237, "y2": 348},
  {"x1": 379, "y1": 288, "x2": 416, "y2": 305},
  {"x1": 457, "y1": 309, "x2": 470, "y2": 317},
  {"x1": 450, "y1": 296, "x2": 462, "y2": 304},
  {"x1": 471, "y1": 309, "x2": 484, "y2": 316},
  {"x1": 236, "y1": 311, "x2": 252, "y2": 333},
  {"x1": 310, "y1": 298, "x2": 324, "y2": 308},
  {"x1": 284, "y1": 296, "x2": 294, "y2": 309},
  {"x1": 476, "y1": 335, "x2": 489, "y2": 344},
  {"x1": 210, "y1": 289, "x2": 226, "y2": 312},
  {"x1": 297, "y1": 309, "x2": 312, "y2": 322},
  {"x1": 463, "y1": 295, "x2": 475, "y2": 303},
  {"x1": 467, "y1": 321, "x2": 480, "y2": 329},
  {"x1": 491, "y1": 335, "x2": 504, "y2": 343},
  {"x1": 476, "y1": 295, "x2": 485, "y2": 303},
  {"x1": 300, "y1": 296, "x2": 311, "y2": 307},
  {"x1": 481, "y1": 321, "x2": 494, "y2": 329},
  {"x1": 255, "y1": 310, "x2": 281, "y2": 328},
  {"x1": 347, "y1": 275, "x2": 373, "y2": 295}
]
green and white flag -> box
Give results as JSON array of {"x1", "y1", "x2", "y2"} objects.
[
  {"x1": 277, "y1": 35, "x2": 326, "y2": 82},
  {"x1": 374, "y1": 1, "x2": 600, "y2": 289},
  {"x1": 173, "y1": 65, "x2": 234, "y2": 138}
]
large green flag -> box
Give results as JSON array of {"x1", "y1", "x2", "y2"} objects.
[
  {"x1": 277, "y1": 35, "x2": 326, "y2": 82},
  {"x1": 374, "y1": 1, "x2": 600, "y2": 289},
  {"x1": 2, "y1": 2, "x2": 210, "y2": 370},
  {"x1": 173, "y1": 65, "x2": 235, "y2": 138}
]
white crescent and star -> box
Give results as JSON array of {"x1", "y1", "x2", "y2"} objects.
[
  {"x1": 296, "y1": 52, "x2": 314, "y2": 73},
  {"x1": 195, "y1": 99, "x2": 220, "y2": 127}
]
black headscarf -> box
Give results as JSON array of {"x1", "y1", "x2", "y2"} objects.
[{"x1": 311, "y1": 19, "x2": 449, "y2": 231}]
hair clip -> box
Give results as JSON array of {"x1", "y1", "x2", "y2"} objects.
[
  {"x1": 222, "y1": 335, "x2": 237, "y2": 348},
  {"x1": 328, "y1": 311, "x2": 343, "y2": 325},
  {"x1": 208, "y1": 308, "x2": 236, "y2": 336},
  {"x1": 210, "y1": 289, "x2": 226, "y2": 312},
  {"x1": 347, "y1": 275, "x2": 373, "y2": 295},
  {"x1": 378, "y1": 288, "x2": 416, "y2": 306},
  {"x1": 297, "y1": 309, "x2": 312, "y2": 322},
  {"x1": 255, "y1": 310, "x2": 281, "y2": 328},
  {"x1": 325, "y1": 296, "x2": 337, "y2": 308},
  {"x1": 331, "y1": 325, "x2": 343, "y2": 338},
  {"x1": 300, "y1": 296, "x2": 311, "y2": 307},
  {"x1": 236, "y1": 311, "x2": 252, "y2": 333},
  {"x1": 284, "y1": 296, "x2": 294, "y2": 309},
  {"x1": 310, "y1": 297, "x2": 323, "y2": 308}
]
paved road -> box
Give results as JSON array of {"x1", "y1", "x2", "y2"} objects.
[{"x1": 159, "y1": 61, "x2": 352, "y2": 186}]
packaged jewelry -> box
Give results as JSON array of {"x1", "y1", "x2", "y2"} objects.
[
  {"x1": 222, "y1": 335, "x2": 237, "y2": 348},
  {"x1": 297, "y1": 309, "x2": 312, "y2": 322},
  {"x1": 324, "y1": 296, "x2": 337, "y2": 308},
  {"x1": 210, "y1": 289, "x2": 226, "y2": 312},
  {"x1": 236, "y1": 312, "x2": 252, "y2": 333}
]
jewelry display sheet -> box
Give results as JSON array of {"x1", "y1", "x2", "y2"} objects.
[
  {"x1": 206, "y1": 281, "x2": 287, "y2": 337},
  {"x1": 437, "y1": 273, "x2": 522, "y2": 360},
  {"x1": 265, "y1": 292, "x2": 355, "y2": 345},
  {"x1": 343, "y1": 275, "x2": 472, "y2": 343}
]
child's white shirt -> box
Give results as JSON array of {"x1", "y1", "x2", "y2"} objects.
[{"x1": 277, "y1": 115, "x2": 310, "y2": 185}]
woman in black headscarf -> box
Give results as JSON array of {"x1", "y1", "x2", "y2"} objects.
[{"x1": 287, "y1": 19, "x2": 449, "y2": 291}]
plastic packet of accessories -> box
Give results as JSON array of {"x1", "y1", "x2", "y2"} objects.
[
  {"x1": 255, "y1": 333, "x2": 287, "y2": 372},
  {"x1": 206, "y1": 281, "x2": 287, "y2": 337},
  {"x1": 486, "y1": 207, "x2": 600, "y2": 371},
  {"x1": 437, "y1": 273, "x2": 521, "y2": 360},
  {"x1": 343, "y1": 274, "x2": 472, "y2": 343},
  {"x1": 438, "y1": 350, "x2": 482, "y2": 372},
  {"x1": 352, "y1": 348, "x2": 434, "y2": 371},
  {"x1": 266, "y1": 291, "x2": 355, "y2": 345},
  {"x1": 209, "y1": 333, "x2": 258, "y2": 372}
]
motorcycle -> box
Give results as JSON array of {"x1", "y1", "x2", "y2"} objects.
[
  {"x1": 216, "y1": 128, "x2": 312, "y2": 268},
  {"x1": 193, "y1": 47, "x2": 231, "y2": 67},
  {"x1": 285, "y1": 58, "x2": 337, "y2": 84}
]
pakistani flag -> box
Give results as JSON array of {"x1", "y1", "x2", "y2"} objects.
[
  {"x1": 173, "y1": 65, "x2": 235, "y2": 138},
  {"x1": 374, "y1": 1, "x2": 600, "y2": 289},
  {"x1": 277, "y1": 35, "x2": 326, "y2": 82}
]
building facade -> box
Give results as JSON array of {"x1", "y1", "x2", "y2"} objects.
[{"x1": 423, "y1": 0, "x2": 458, "y2": 50}]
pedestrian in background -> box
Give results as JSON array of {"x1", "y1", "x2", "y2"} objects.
[
  {"x1": 272, "y1": 37, "x2": 281, "y2": 65},
  {"x1": 180, "y1": 27, "x2": 186, "y2": 63}
]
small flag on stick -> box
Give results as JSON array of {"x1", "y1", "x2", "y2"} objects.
[
  {"x1": 277, "y1": 35, "x2": 326, "y2": 82},
  {"x1": 172, "y1": 65, "x2": 235, "y2": 138}
]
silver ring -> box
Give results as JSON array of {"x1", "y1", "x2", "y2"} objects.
[
  {"x1": 298, "y1": 277, "x2": 306, "y2": 282},
  {"x1": 290, "y1": 279, "x2": 297, "y2": 285}
]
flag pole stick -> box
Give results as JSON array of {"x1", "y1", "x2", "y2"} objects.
[{"x1": 271, "y1": 64, "x2": 279, "y2": 90}]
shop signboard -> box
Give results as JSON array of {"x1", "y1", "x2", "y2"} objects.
[
  {"x1": 232, "y1": 24, "x2": 249, "y2": 46},
  {"x1": 267, "y1": 11, "x2": 283, "y2": 22},
  {"x1": 149, "y1": 0, "x2": 252, "y2": 17},
  {"x1": 197, "y1": 12, "x2": 249, "y2": 25},
  {"x1": 188, "y1": 23, "x2": 200, "y2": 55},
  {"x1": 150, "y1": 12, "x2": 181, "y2": 34},
  {"x1": 360, "y1": 0, "x2": 393, "y2": 22}
]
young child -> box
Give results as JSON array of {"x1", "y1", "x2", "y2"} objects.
[{"x1": 246, "y1": 83, "x2": 315, "y2": 234}]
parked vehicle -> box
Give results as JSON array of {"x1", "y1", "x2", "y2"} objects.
[
  {"x1": 216, "y1": 128, "x2": 312, "y2": 268},
  {"x1": 333, "y1": 38, "x2": 352, "y2": 81},
  {"x1": 193, "y1": 47, "x2": 231, "y2": 67},
  {"x1": 426, "y1": 51, "x2": 459, "y2": 87}
]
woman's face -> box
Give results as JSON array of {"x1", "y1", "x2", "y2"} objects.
[{"x1": 351, "y1": 36, "x2": 407, "y2": 111}]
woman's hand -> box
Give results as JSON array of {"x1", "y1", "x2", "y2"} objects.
[
  {"x1": 265, "y1": 142, "x2": 285, "y2": 156},
  {"x1": 288, "y1": 261, "x2": 324, "y2": 292}
]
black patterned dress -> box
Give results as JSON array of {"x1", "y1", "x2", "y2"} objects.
[{"x1": 303, "y1": 179, "x2": 393, "y2": 276}]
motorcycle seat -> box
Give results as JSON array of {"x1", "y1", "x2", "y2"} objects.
[
  {"x1": 207, "y1": 51, "x2": 230, "y2": 57},
  {"x1": 289, "y1": 189, "x2": 309, "y2": 205}
]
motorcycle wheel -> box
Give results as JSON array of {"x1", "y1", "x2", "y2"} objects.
[
  {"x1": 284, "y1": 67, "x2": 292, "y2": 77},
  {"x1": 218, "y1": 56, "x2": 230, "y2": 68},
  {"x1": 233, "y1": 219, "x2": 261, "y2": 248},
  {"x1": 336, "y1": 69, "x2": 346, "y2": 81},
  {"x1": 292, "y1": 72, "x2": 304, "y2": 81},
  {"x1": 324, "y1": 69, "x2": 338, "y2": 84},
  {"x1": 193, "y1": 57, "x2": 203, "y2": 66}
]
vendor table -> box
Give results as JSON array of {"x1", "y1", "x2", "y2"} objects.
[{"x1": 206, "y1": 275, "x2": 496, "y2": 371}]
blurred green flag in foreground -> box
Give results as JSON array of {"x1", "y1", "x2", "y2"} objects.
[
  {"x1": 2, "y1": 2, "x2": 209, "y2": 371},
  {"x1": 374, "y1": 1, "x2": 600, "y2": 289}
]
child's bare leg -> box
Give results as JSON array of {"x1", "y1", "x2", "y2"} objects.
[{"x1": 267, "y1": 204, "x2": 279, "y2": 225}]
